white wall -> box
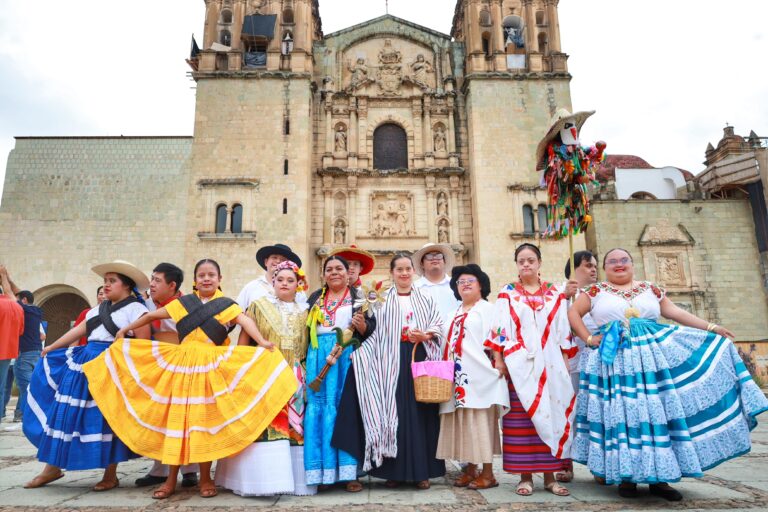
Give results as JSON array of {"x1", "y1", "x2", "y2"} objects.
[{"x1": 615, "y1": 167, "x2": 687, "y2": 200}]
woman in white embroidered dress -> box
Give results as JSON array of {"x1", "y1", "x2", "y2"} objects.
[
  {"x1": 436, "y1": 264, "x2": 509, "y2": 490},
  {"x1": 569, "y1": 248, "x2": 767, "y2": 501},
  {"x1": 485, "y1": 243, "x2": 578, "y2": 497}
]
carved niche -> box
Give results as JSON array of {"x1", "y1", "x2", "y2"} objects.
[
  {"x1": 369, "y1": 191, "x2": 414, "y2": 237},
  {"x1": 638, "y1": 219, "x2": 696, "y2": 289}
]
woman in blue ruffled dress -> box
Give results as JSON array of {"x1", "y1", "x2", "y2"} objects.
[{"x1": 568, "y1": 248, "x2": 768, "y2": 501}]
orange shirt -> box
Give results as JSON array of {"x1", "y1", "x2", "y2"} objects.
[{"x1": 0, "y1": 295, "x2": 24, "y2": 359}]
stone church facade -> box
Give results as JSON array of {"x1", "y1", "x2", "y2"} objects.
[{"x1": 3, "y1": 0, "x2": 768, "y2": 367}]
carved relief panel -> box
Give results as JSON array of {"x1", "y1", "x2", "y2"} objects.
[{"x1": 369, "y1": 191, "x2": 414, "y2": 237}]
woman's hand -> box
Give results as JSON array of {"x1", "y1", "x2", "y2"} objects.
[
  {"x1": 408, "y1": 329, "x2": 431, "y2": 344},
  {"x1": 586, "y1": 334, "x2": 603, "y2": 348},
  {"x1": 494, "y1": 356, "x2": 510, "y2": 380},
  {"x1": 564, "y1": 279, "x2": 580, "y2": 299},
  {"x1": 256, "y1": 337, "x2": 275, "y2": 351},
  {"x1": 115, "y1": 328, "x2": 128, "y2": 340},
  {"x1": 715, "y1": 325, "x2": 735, "y2": 340},
  {"x1": 41, "y1": 345, "x2": 53, "y2": 357},
  {"x1": 351, "y1": 311, "x2": 366, "y2": 335}
]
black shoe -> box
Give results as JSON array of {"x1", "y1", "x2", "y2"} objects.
[
  {"x1": 135, "y1": 474, "x2": 167, "y2": 487},
  {"x1": 181, "y1": 473, "x2": 198, "y2": 488},
  {"x1": 618, "y1": 483, "x2": 639, "y2": 498},
  {"x1": 649, "y1": 483, "x2": 683, "y2": 501}
]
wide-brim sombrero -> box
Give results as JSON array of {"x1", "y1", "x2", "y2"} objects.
[
  {"x1": 330, "y1": 245, "x2": 376, "y2": 276},
  {"x1": 412, "y1": 243, "x2": 455, "y2": 276},
  {"x1": 535, "y1": 108, "x2": 595, "y2": 170},
  {"x1": 91, "y1": 260, "x2": 150, "y2": 292}
]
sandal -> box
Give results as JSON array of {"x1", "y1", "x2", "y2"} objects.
[
  {"x1": 152, "y1": 484, "x2": 175, "y2": 500},
  {"x1": 454, "y1": 471, "x2": 477, "y2": 488},
  {"x1": 92, "y1": 478, "x2": 119, "y2": 492},
  {"x1": 384, "y1": 480, "x2": 400, "y2": 489},
  {"x1": 416, "y1": 480, "x2": 431, "y2": 490},
  {"x1": 515, "y1": 480, "x2": 534, "y2": 496},
  {"x1": 545, "y1": 481, "x2": 570, "y2": 496},
  {"x1": 555, "y1": 469, "x2": 573, "y2": 483},
  {"x1": 24, "y1": 471, "x2": 65, "y2": 489},
  {"x1": 468, "y1": 475, "x2": 499, "y2": 490},
  {"x1": 345, "y1": 480, "x2": 364, "y2": 493},
  {"x1": 199, "y1": 482, "x2": 218, "y2": 498}
]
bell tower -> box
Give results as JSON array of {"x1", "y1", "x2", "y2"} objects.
[
  {"x1": 184, "y1": 0, "x2": 323, "y2": 290},
  {"x1": 452, "y1": 0, "x2": 581, "y2": 283}
]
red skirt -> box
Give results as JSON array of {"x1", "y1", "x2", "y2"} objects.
[{"x1": 502, "y1": 382, "x2": 564, "y2": 473}]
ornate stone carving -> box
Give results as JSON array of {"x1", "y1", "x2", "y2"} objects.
[
  {"x1": 410, "y1": 54, "x2": 433, "y2": 89},
  {"x1": 639, "y1": 219, "x2": 694, "y2": 246},
  {"x1": 433, "y1": 125, "x2": 447, "y2": 153},
  {"x1": 378, "y1": 39, "x2": 402, "y2": 65},
  {"x1": 246, "y1": 0, "x2": 263, "y2": 15},
  {"x1": 334, "y1": 125, "x2": 347, "y2": 152},
  {"x1": 376, "y1": 39, "x2": 403, "y2": 96},
  {"x1": 370, "y1": 191, "x2": 413, "y2": 237},
  {"x1": 348, "y1": 58, "x2": 371, "y2": 89},
  {"x1": 656, "y1": 252, "x2": 686, "y2": 286},
  {"x1": 438, "y1": 219, "x2": 450, "y2": 243},
  {"x1": 334, "y1": 219, "x2": 347, "y2": 244}
]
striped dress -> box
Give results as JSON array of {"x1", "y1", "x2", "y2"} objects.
[
  {"x1": 573, "y1": 282, "x2": 768, "y2": 484},
  {"x1": 485, "y1": 283, "x2": 576, "y2": 474}
]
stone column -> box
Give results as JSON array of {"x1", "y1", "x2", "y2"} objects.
[
  {"x1": 426, "y1": 176, "x2": 437, "y2": 241},
  {"x1": 231, "y1": 0, "x2": 245, "y2": 50},
  {"x1": 491, "y1": 0, "x2": 504, "y2": 54},
  {"x1": 545, "y1": 0, "x2": 561, "y2": 52},
  {"x1": 447, "y1": 97, "x2": 457, "y2": 154},
  {"x1": 349, "y1": 98, "x2": 358, "y2": 154},
  {"x1": 466, "y1": 1, "x2": 482, "y2": 55},
  {"x1": 325, "y1": 100, "x2": 334, "y2": 154},
  {"x1": 294, "y1": 0, "x2": 306, "y2": 51},
  {"x1": 357, "y1": 98, "x2": 368, "y2": 159},
  {"x1": 522, "y1": 0, "x2": 536, "y2": 51},
  {"x1": 347, "y1": 176, "x2": 358, "y2": 243},
  {"x1": 449, "y1": 176, "x2": 461, "y2": 244},
  {"x1": 413, "y1": 99, "x2": 424, "y2": 162},
  {"x1": 423, "y1": 96, "x2": 433, "y2": 154},
  {"x1": 204, "y1": 0, "x2": 222, "y2": 49},
  {"x1": 322, "y1": 176, "x2": 334, "y2": 244}
]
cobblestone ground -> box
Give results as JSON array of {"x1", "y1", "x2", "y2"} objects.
[{"x1": 1, "y1": 396, "x2": 767, "y2": 512}]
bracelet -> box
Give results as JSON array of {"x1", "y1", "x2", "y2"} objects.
[
  {"x1": 586, "y1": 335, "x2": 593, "y2": 346},
  {"x1": 707, "y1": 323, "x2": 718, "y2": 332}
]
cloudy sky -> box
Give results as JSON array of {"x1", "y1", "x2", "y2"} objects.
[{"x1": 1, "y1": 0, "x2": 767, "y2": 203}]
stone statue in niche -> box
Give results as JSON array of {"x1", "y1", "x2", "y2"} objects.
[
  {"x1": 396, "y1": 203, "x2": 409, "y2": 235},
  {"x1": 348, "y1": 58, "x2": 370, "y2": 88},
  {"x1": 334, "y1": 125, "x2": 347, "y2": 152},
  {"x1": 410, "y1": 54, "x2": 433, "y2": 88},
  {"x1": 438, "y1": 219, "x2": 450, "y2": 243},
  {"x1": 247, "y1": 0, "x2": 263, "y2": 15},
  {"x1": 334, "y1": 219, "x2": 346, "y2": 244},
  {"x1": 433, "y1": 126, "x2": 447, "y2": 153},
  {"x1": 437, "y1": 192, "x2": 449, "y2": 216},
  {"x1": 372, "y1": 203, "x2": 391, "y2": 237}
]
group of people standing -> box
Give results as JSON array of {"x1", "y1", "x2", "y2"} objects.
[{"x1": 14, "y1": 240, "x2": 768, "y2": 502}]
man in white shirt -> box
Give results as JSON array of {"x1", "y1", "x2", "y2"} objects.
[
  {"x1": 236, "y1": 244, "x2": 305, "y2": 310},
  {"x1": 412, "y1": 243, "x2": 460, "y2": 325},
  {"x1": 134, "y1": 263, "x2": 199, "y2": 489}
]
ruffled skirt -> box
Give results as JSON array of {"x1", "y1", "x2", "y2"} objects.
[
  {"x1": 573, "y1": 319, "x2": 768, "y2": 484},
  {"x1": 82, "y1": 338, "x2": 298, "y2": 465},
  {"x1": 23, "y1": 342, "x2": 139, "y2": 470}
]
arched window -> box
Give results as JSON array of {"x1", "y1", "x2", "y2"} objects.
[
  {"x1": 630, "y1": 191, "x2": 657, "y2": 200},
  {"x1": 215, "y1": 204, "x2": 228, "y2": 234},
  {"x1": 537, "y1": 204, "x2": 549, "y2": 234},
  {"x1": 373, "y1": 123, "x2": 408, "y2": 170},
  {"x1": 482, "y1": 31, "x2": 491, "y2": 56},
  {"x1": 220, "y1": 29, "x2": 232, "y2": 46},
  {"x1": 479, "y1": 9, "x2": 492, "y2": 26},
  {"x1": 535, "y1": 10, "x2": 546, "y2": 26},
  {"x1": 538, "y1": 32, "x2": 548, "y2": 53},
  {"x1": 522, "y1": 205, "x2": 535, "y2": 235},
  {"x1": 221, "y1": 9, "x2": 233, "y2": 24},
  {"x1": 231, "y1": 204, "x2": 243, "y2": 233},
  {"x1": 282, "y1": 8, "x2": 294, "y2": 24}
]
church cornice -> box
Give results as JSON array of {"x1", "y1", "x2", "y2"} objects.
[
  {"x1": 191, "y1": 70, "x2": 313, "y2": 80},
  {"x1": 323, "y1": 14, "x2": 451, "y2": 41},
  {"x1": 316, "y1": 167, "x2": 465, "y2": 178}
]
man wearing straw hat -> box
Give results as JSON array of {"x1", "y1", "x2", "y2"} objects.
[{"x1": 413, "y1": 243, "x2": 460, "y2": 325}]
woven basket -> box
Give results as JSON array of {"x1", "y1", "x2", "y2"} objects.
[{"x1": 411, "y1": 342, "x2": 453, "y2": 404}]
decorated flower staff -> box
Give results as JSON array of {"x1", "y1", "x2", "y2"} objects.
[{"x1": 535, "y1": 108, "x2": 606, "y2": 273}]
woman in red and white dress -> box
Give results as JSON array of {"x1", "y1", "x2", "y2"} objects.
[{"x1": 485, "y1": 244, "x2": 578, "y2": 497}]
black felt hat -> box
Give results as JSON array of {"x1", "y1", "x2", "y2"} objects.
[{"x1": 255, "y1": 244, "x2": 302, "y2": 270}]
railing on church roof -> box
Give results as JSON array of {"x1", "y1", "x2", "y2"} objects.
[{"x1": 744, "y1": 136, "x2": 768, "y2": 149}]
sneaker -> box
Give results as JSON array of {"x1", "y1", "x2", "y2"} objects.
[{"x1": 135, "y1": 474, "x2": 167, "y2": 487}]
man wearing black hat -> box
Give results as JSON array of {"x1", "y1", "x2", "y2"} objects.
[{"x1": 236, "y1": 243, "x2": 306, "y2": 310}]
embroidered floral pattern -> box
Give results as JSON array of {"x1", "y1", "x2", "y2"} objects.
[{"x1": 594, "y1": 281, "x2": 665, "y2": 301}]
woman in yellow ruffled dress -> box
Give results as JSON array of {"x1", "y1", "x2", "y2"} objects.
[
  {"x1": 216, "y1": 260, "x2": 316, "y2": 496},
  {"x1": 83, "y1": 259, "x2": 298, "y2": 499}
]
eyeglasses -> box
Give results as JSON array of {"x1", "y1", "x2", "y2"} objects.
[
  {"x1": 606, "y1": 257, "x2": 631, "y2": 267},
  {"x1": 423, "y1": 253, "x2": 445, "y2": 261},
  {"x1": 457, "y1": 278, "x2": 478, "y2": 286}
]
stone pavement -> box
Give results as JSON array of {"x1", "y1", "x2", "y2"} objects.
[{"x1": 1, "y1": 396, "x2": 767, "y2": 512}]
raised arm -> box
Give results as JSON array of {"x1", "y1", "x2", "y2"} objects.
[
  {"x1": 115, "y1": 308, "x2": 168, "y2": 340},
  {"x1": 235, "y1": 313, "x2": 274, "y2": 350},
  {"x1": 659, "y1": 297, "x2": 734, "y2": 339},
  {"x1": 42, "y1": 322, "x2": 87, "y2": 356},
  {"x1": 0, "y1": 266, "x2": 15, "y2": 296}
]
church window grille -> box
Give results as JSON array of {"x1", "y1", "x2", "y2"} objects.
[
  {"x1": 231, "y1": 204, "x2": 243, "y2": 233},
  {"x1": 373, "y1": 123, "x2": 408, "y2": 170},
  {"x1": 522, "y1": 205, "x2": 535, "y2": 235},
  {"x1": 215, "y1": 204, "x2": 228, "y2": 234}
]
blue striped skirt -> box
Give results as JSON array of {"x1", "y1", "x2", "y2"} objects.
[
  {"x1": 22, "y1": 342, "x2": 138, "y2": 470},
  {"x1": 573, "y1": 319, "x2": 768, "y2": 484}
]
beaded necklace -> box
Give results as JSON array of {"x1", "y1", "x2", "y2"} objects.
[{"x1": 322, "y1": 287, "x2": 349, "y2": 326}]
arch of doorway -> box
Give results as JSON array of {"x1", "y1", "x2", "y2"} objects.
[{"x1": 33, "y1": 284, "x2": 91, "y2": 345}]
